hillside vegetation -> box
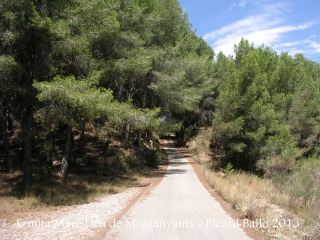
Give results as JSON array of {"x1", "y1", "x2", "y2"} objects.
[
  {"x1": 0, "y1": 0, "x2": 212, "y2": 194},
  {"x1": 209, "y1": 41, "x2": 320, "y2": 233},
  {"x1": 186, "y1": 39, "x2": 320, "y2": 238},
  {"x1": 188, "y1": 128, "x2": 319, "y2": 239},
  {"x1": 0, "y1": 1, "x2": 320, "y2": 238}
]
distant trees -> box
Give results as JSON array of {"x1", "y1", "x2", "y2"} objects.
[{"x1": 211, "y1": 39, "x2": 320, "y2": 172}]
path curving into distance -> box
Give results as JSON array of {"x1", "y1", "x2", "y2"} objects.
[{"x1": 104, "y1": 141, "x2": 253, "y2": 240}]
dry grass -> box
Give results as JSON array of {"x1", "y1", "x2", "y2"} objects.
[
  {"x1": 203, "y1": 170, "x2": 320, "y2": 240},
  {"x1": 0, "y1": 144, "x2": 152, "y2": 224},
  {"x1": 187, "y1": 127, "x2": 212, "y2": 164},
  {"x1": 280, "y1": 158, "x2": 320, "y2": 226},
  {"x1": 0, "y1": 170, "x2": 141, "y2": 223},
  {"x1": 0, "y1": 126, "x2": 164, "y2": 232},
  {"x1": 188, "y1": 128, "x2": 320, "y2": 239},
  {"x1": 204, "y1": 170, "x2": 289, "y2": 219}
]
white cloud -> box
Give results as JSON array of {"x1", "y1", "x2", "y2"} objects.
[
  {"x1": 272, "y1": 37, "x2": 320, "y2": 58},
  {"x1": 307, "y1": 40, "x2": 320, "y2": 53},
  {"x1": 231, "y1": 0, "x2": 262, "y2": 9},
  {"x1": 274, "y1": 40, "x2": 305, "y2": 48},
  {"x1": 203, "y1": 2, "x2": 318, "y2": 57},
  {"x1": 203, "y1": 15, "x2": 280, "y2": 41}
]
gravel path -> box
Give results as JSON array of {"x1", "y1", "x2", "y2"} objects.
[{"x1": 0, "y1": 187, "x2": 141, "y2": 240}]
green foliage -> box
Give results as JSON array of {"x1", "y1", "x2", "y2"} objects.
[
  {"x1": 33, "y1": 76, "x2": 113, "y2": 125},
  {"x1": 142, "y1": 149, "x2": 162, "y2": 168},
  {"x1": 34, "y1": 76, "x2": 161, "y2": 131},
  {"x1": 150, "y1": 36, "x2": 213, "y2": 114},
  {"x1": 158, "y1": 116, "x2": 182, "y2": 135},
  {"x1": 212, "y1": 39, "x2": 320, "y2": 171},
  {"x1": 0, "y1": 56, "x2": 19, "y2": 79},
  {"x1": 0, "y1": 55, "x2": 21, "y2": 95},
  {"x1": 223, "y1": 163, "x2": 234, "y2": 175},
  {"x1": 0, "y1": 0, "x2": 212, "y2": 189}
]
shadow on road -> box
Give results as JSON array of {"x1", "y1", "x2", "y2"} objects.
[{"x1": 165, "y1": 168, "x2": 187, "y2": 175}]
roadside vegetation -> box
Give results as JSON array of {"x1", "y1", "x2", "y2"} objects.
[
  {"x1": 0, "y1": 128, "x2": 160, "y2": 222},
  {"x1": 207, "y1": 40, "x2": 320, "y2": 240},
  {"x1": 179, "y1": 39, "x2": 320, "y2": 239},
  {"x1": 0, "y1": 0, "x2": 212, "y2": 220},
  {"x1": 188, "y1": 128, "x2": 320, "y2": 240},
  {"x1": 183, "y1": 47, "x2": 320, "y2": 238}
]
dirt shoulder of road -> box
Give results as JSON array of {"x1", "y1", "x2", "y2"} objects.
[
  {"x1": 93, "y1": 140, "x2": 170, "y2": 240},
  {"x1": 178, "y1": 147, "x2": 267, "y2": 240},
  {"x1": 0, "y1": 141, "x2": 170, "y2": 240}
]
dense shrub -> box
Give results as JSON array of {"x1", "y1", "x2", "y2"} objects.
[{"x1": 142, "y1": 149, "x2": 162, "y2": 168}]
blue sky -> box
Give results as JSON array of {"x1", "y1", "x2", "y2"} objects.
[{"x1": 179, "y1": 0, "x2": 320, "y2": 62}]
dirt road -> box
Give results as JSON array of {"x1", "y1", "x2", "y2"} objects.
[{"x1": 104, "y1": 142, "x2": 253, "y2": 240}]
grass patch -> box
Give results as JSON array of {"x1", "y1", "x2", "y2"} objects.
[
  {"x1": 204, "y1": 170, "x2": 288, "y2": 219},
  {"x1": 0, "y1": 125, "x2": 163, "y2": 228},
  {"x1": 31, "y1": 174, "x2": 140, "y2": 206},
  {"x1": 0, "y1": 145, "x2": 154, "y2": 222},
  {"x1": 0, "y1": 169, "x2": 142, "y2": 221},
  {"x1": 188, "y1": 128, "x2": 320, "y2": 239},
  {"x1": 276, "y1": 157, "x2": 320, "y2": 226}
]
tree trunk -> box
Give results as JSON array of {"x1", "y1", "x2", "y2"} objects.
[
  {"x1": 44, "y1": 107, "x2": 53, "y2": 175},
  {"x1": 137, "y1": 92, "x2": 146, "y2": 149},
  {"x1": 46, "y1": 132, "x2": 53, "y2": 175},
  {"x1": 177, "y1": 125, "x2": 185, "y2": 147},
  {"x1": 61, "y1": 124, "x2": 72, "y2": 178},
  {"x1": 23, "y1": 105, "x2": 33, "y2": 191},
  {"x1": 1, "y1": 104, "x2": 12, "y2": 172},
  {"x1": 137, "y1": 131, "x2": 143, "y2": 149},
  {"x1": 123, "y1": 123, "x2": 130, "y2": 149},
  {"x1": 78, "y1": 121, "x2": 86, "y2": 153},
  {"x1": 102, "y1": 139, "x2": 111, "y2": 160}
]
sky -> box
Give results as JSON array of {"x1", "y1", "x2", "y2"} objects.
[{"x1": 179, "y1": 0, "x2": 320, "y2": 62}]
